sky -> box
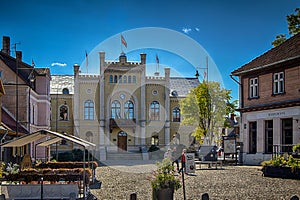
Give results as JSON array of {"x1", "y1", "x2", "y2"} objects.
[{"x1": 1, "y1": 0, "x2": 299, "y2": 101}]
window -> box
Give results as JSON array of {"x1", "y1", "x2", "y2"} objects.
[
  {"x1": 84, "y1": 100, "x2": 94, "y2": 120},
  {"x1": 123, "y1": 75, "x2": 127, "y2": 83},
  {"x1": 124, "y1": 101, "x2": 134, "y2": 119},
  {"x1": 265, "y1": 120, "x2": 273, "y2": 153},
  {"x1": 128, "y1": 75, "x2": 131, "y2": 83},
  {"x1": 249, "y1": 122, "x2": 257, "y2": 154},
  {"x1": 133, "y1": 75, "x2": 136, "y2": 83},
  {"x1": 109, "y1": 75, "x2": 113, "y2": 83},
  {"x1": 151, "y1": 135, "x2": 159, "y2": 146},
  {"x1": 282, "y1": 118, "x2": 293, "y2": 152},
  {"x1": 59, "y1": 105, "x2": 68, "y2": 120},
  {"x1": 119, "y1": 75, "x2": 122, "y2": 83},
  {"x1": 114, "y1": 75, "x2": 118, "y2": 83},
  {"x1": 273, "y1": 72, "x2": 284, "y2": 94},
  {"x1": 172, "y1": 107, "x2": 180, "y2": 122},
  {"x1": 62, "y1": 88, "x2": 69, "y2": 94},
  {"x1": 249, "y1": 77, "x2": 258, "y2": 98},
  {"x1": 150, "y1": 101, "x2": 160, "y2": 120},
  {"x1": 111, "y1": 100, "x2": 121, "y2": 119}
]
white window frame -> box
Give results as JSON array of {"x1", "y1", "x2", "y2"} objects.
[
  {"x1": 249, "y1": 77, "x2": 258, "y2": 98},
  {"x1": 273, "y1": 72, "x2": 284, "y2": 94}
]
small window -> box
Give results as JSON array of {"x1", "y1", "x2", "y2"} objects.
[
  {"x1": 109, "y1": 75, "x2": 113, "y2": 83},
  {"x1": 114, "y1": 75, "x2": 118, "y2": 83},
  {"x1": 119, "y1": 75, "x2": 122, "y2": 83},
  {"x1": 62, "y1": 88, "x2": 69, "y2": 94},
  {"x1": 84, "y1": 100, "x2": 94, "y2": 120},
  {"x1": 150, "y1": 101, "x2": 160, "y2": 120},
  {"x1": 133, "y1": 75, "x2": 136, "y2": 83},
  {"x1": 249, "y1": 77, "x2": 258, "y2": 98},
  {"x1": 123, "y1": 75, "x2": 127, "y2": 83},
  {"x1": 59, "y1": 105, "x2": 68, "y2": 120},
  {"x1": 273, "y1": 72, "x2": 284, "y2": 94},
  {"x1": 172, "y1": 107, "x2": 180, "y2": 122},
  {"x1": 128, "y1": 75, "x2": 131, "y2": 83}
]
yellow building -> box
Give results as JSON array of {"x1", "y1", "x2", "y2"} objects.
[{"x1": 71, "y1": 52, "x2": 198, "y2": 160}]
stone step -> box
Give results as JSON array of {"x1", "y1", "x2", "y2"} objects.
[{"x1": 107, "y1": 152, "x2": 143, "y2": 160}]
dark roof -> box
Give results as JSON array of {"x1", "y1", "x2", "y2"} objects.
[
  {"x1": 231, "y1": 33, "x2": 300, "y2": 75},
  {"x1": 0, "y1": 51, "x2": 50, "y2": 85},
  {"x1": 170, "y1": 77, "x2": 199, "y2": 97}
]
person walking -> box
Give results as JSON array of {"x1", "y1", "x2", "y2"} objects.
[
  {"x1": 164, "y1": 148, "x2": 173, "y2": 161},
  {"x1": 179, "y1": 149, "x2": 187, "y2": 174},
  {"x1": 172, "y1": 146, "x2": 180, "y2": 172}
]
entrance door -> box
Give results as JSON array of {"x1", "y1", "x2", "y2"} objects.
[{"x1": 118, "y1": 131, "x2": 127, "y2": 151}]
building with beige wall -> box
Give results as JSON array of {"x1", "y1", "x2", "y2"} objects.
[{"x1": 71, "y1": 52, "x2": 198, "y2": 160}]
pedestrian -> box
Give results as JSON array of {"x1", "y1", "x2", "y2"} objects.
[
  {"x1": 179, "y1": 149, "x2": 187, "y2": 174},
  {"x1": 164, "y1": 148, "x2": 172, "y2": 161},
  {"x1": 172, "y1": 146, "x2": 180, "y2": 172}
]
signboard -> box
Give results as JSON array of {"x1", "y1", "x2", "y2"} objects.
[
  {"x1": 186, "y1": 153, "x2": 195, "y2": 174},
  {"x1": 223, "y1": 137, "x2": 236, "y2": 154}
]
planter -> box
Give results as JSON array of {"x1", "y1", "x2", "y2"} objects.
[
  {"x1": 152, "y1": 187, "x2": 174, "y2": 200},
  {"x1": 262, "y1": 166, "x2": 300, "y2": 179}
]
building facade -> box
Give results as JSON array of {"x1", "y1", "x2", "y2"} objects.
[
  {"x1": 0, "y1": 36, "x2": 51, "y2": 162},
  {"x1": 71, "y1": 52, "x2": 198, "y2": 160},
  {"x1": 231, "y1": 33, "x2": 300, "y2": 165}
]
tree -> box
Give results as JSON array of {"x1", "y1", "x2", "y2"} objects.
[
  {"x1": 272, "y1": 8, "x2": 300, "y2": 47},
  {"x1": 179, "y1": 81, "x2": 237, "y2": 145}
]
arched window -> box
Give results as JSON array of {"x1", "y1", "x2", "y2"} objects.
[
  {"x1": 59, "y1": 105, "x2": 68, "y2": 120},
  {"x1": 133, "y1": 75, "x2": 136, "y2": 83},
  {"x1": 119, "y1": 75, "x2": 122, "y2": 83},
  {"x1": 151, "y1": 134, "x2": 159, "y2": 146},
  {"x1": 62, "y1": 88, "x2": 69, "y2": 94},
  {"x1": 111, "y1": 100, "x2": 121, "y2": 119},
  {"x1": 128, "y1": 75, "x2": 131, "y2": 83},
  {"x1": 109, "y1": 75, "x2": 113, "y2": 83},
  {"x1": 123, "y1": 75, "x2": 127, "y2": 83},
  {"x1": 172, "y1": 107, "x2": 180, "y2": 122},
  {"x1": 114, "y1": 75, "x2": 118, "y2": 83},
  {"x1": 150, "y1": 101, "x2": 160, "y2": 120},
  {"x1": 84, "y1": 100, "x2": 94, "y2": 120},
  {"x1": 124, "y1": 101, "x2": 134, "y2": 119}
]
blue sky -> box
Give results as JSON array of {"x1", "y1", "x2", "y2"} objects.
[{"x1": 1, "y1": 0, "x2": 299, "y2": 100}]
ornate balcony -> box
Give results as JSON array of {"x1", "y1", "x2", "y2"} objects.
[{"x1": 109, "y1": 118, "x2": 136, "y2": 133}]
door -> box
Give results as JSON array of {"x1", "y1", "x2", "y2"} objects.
[{"x1": 118, "y1": 131, "x2": 127, "y2": 151}]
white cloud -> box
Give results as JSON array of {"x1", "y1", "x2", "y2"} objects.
[
  {"x1": 182, "y1": 27, "x2": 192, "y2": 34},
  {"x1": 51, "y1": 62, "x2": 67, "y2": 67},
  {"x1": 195, "y1": 27, "x2": 200, "y2": 32}
]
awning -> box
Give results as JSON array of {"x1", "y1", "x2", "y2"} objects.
[{"x1": 0, "y1": 129, "x2": 96, "y2": 148}]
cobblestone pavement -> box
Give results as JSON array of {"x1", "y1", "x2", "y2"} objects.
[{"x1": 91, "y1": 160, "x2": 300, "y2": 200}]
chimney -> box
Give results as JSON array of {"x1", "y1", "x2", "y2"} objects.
[
  {"x1": 119, "y1": 52, "x2": 127, "y2": 64},
  {"x1": 74, "y1": 64, "x2": 80, "y2": 77},
  {"x1": 16, "y1": 51, "x2": 22, "y2": 62},
  {"x1": 140, "y1": 53, "x2": 146, "y2": 65},
  {"x1": 2, "y1": 36, "x2": 10, "y2": 55}
]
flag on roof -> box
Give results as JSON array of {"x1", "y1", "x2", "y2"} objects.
[
  {"x1": 32, "y1": 59, "x2": 35, "y2": 67},
  {"x1": 156, "y1": 54, "x2": 159, "y2": 64},
  {"x1": 121, "y1": 34, "x2": 127, "y2": 48}
]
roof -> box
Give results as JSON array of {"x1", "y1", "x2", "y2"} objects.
[
  {"x1": 0, "y1": 129, "x2": 96, "y2": 148},
  {"x1": 231, "y1": 33, "x2": 300, "y2": 76},
  {"x1": 50, "y1": 75, "x2": 74, "y2": 94},
  {"x1": 0, "y1": 51, "x2": 50, "y2": 85},
  {"x1": 170, "y1": 77, "x2": 199, "y2": 97}
]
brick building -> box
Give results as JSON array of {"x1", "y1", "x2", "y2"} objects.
[{"x1": 231, "y1": 33, "x2": 300, "y2": 165}]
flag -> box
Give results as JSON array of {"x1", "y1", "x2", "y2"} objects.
[
  {"x1": 121, "y1": 34, "x2": 127, "y2": 48},
  {"x1": 156, "y1": 54, "x2": 159, "y2": 64},
  {"x1": 85, "y1": 51, "x2": 88, "y2": 67},
  {"x1": 32, "y1": 59, "x2": 35, "y2": 67}
]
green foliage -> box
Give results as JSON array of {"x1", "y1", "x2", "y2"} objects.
[
  {"x1": 150, "y1": 158, "x2": 181, "y2": 191},
  {"x1": 272, "y1": 8, "x2": 300, "y2": 47},
  {"x1": 261, "y1": 155, "x2": 300, "y2": 171},
  {"x1": 180, "y1": 81, "x2": 236, "y2": 144},
  {"x1": 292, "y1": 144, "x2": 300, "y2": 152}
]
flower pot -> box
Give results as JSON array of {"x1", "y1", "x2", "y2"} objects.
[{"x1": 152, "y1": 187, "x2": 174, "y2": 200}]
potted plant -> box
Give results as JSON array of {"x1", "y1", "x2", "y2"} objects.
[{"x1": 150, "y1": 158, "x2": 181, "y2": 200}]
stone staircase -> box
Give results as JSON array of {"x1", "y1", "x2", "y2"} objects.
[{"x1": 106, "y1": 152, "x2": 143, "y2": 160}]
